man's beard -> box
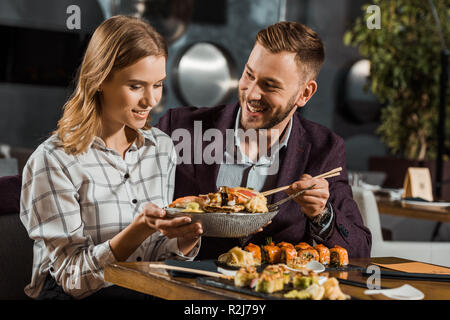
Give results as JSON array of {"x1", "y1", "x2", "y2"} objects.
[{"x1": 239, "y1": 91, "x2": 297, "y2": 130}]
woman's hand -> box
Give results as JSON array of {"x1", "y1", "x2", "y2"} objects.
[{"x1": 140, "y1": 203, "x2": 203, "y2": 255}]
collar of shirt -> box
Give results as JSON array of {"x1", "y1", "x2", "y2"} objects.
[
  {"x1": 90, "y1": 128, "x2": 156, "y2": 152},
  {"x1": 232, "y1": 108, "x2": 292, "y2": 165}
]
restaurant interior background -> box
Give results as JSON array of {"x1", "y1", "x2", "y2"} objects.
[{"x1": 0, "y1": 0, "x2": 449, "y2": 254}]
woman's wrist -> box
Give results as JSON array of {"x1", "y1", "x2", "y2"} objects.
[
  {"x1": 177, "y1": 237, "x2": 201, "y2": 256},
  {"x1": 110, "y1": 213, "x2": 155, "y2": 261},
  {"x1": 134, "y1": 212, "x2": 156, "y2": 234}
]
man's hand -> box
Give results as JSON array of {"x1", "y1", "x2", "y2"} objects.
[{"x1": 286, "y1": 174, "x2": 330, "y2": 219}]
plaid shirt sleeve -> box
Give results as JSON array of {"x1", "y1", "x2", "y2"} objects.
[{"x1": 20, "y1": 148, "x2": 117, "y2": 299}]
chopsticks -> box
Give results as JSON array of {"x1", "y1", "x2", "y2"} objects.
[
  {"x1": 337, "y1": 278, "x2": 390, "y2": 290},
  {"x1": 313, "y1": 167, "x2": 343, "y2": 179},
  {"x1": 261, "y1": 167, "x2": 342, "y2": 197},
  {"x1": 267, "y1": 185, "x2": 315, "y2": 211},
  {"x1": 148, "y1": 263, "x2": 233, "y2": 280}
]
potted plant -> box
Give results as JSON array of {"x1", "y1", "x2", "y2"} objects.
[{"x1": 343, "y1": 0, "x2": 450, "y2": 198}]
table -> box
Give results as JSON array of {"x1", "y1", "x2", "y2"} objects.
[
  {"x1": 376, "y1": 198, "x2": 450, "y2": 223},
  {"x1": 104, "y1": 257, "x2": 450, "y2": 300},
  {"x1": 377, "y1": 198, "x2": 450, "y2": 240}
]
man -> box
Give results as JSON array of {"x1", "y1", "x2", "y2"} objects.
[{"x1": 157, "y1": 21, "x2": 371, "y2": 259}]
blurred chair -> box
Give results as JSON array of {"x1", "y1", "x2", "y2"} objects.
[
  {"x1": 0, "y1": 175, "x2": 33, "y2": 299},
  {"x1": 0, "y1": 158, "x2": 18, "y2": 177},
  {"x1": 352, "y1": 186, "x2": 450, "y2": 267},
  {"x1": 0, "y1": 144, "x2": 33, "y2": 177},
  {"x1": 0, "y1": 144, "x2": 18, "y2": 177}
]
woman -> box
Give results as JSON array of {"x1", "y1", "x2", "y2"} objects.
[{"x1": 20, "y1": 15, "x2": 202, "y2": 299}]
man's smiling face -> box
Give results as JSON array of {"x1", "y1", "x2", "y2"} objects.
[{"x1": 238, "y1": 43, "x2": 306, "y2": 130}]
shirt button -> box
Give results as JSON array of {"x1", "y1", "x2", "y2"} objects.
[
  {"x1": 136, "y1": 256, "x2": 142, "y2": 262},
  {"x1": 132, "y1": 199, "x2": 138, "y2": 204},
  {"x1": 124, "y1": 173, "x2": 130, "y2": 179}
]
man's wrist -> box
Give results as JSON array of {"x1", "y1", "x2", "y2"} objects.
[{"x1": 311, "y1": 203, "x2": 331, "y2": 227}]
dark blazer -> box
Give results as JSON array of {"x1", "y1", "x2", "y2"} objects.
[{"x1": 156, "y1": 102, "x2": 372, "y2": 259}]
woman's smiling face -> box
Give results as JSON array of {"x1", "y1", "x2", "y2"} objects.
[{"x1": 99, "y1": 55, "x2": 166, "y2": 132}]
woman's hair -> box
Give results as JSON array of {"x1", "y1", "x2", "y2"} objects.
[
  {"x1": 256, "y1": 21, "x2": 325, "y2": 81},
  {"x1": 54, "y1": 15, "x2": 167, "y2": 155}
]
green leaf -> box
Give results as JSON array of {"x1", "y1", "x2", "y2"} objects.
[{"x1": 343, "y1": 31, "x2": 353, "y2": 46}]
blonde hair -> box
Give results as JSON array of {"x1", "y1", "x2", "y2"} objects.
[
  {"x1": 55, "y1": 15, "x2": 167, "y2": 155},
  {"x1": 256, "y1": 21, "x2": 325, "y2": 80}
]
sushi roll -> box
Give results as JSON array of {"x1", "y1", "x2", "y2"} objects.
[
  {"x1": 263, "y1": 264, "x2": 291, "y2": 284},
  {"x1": 295, "y1": 242, "x2": 312, "y2": 251},
  {"x1": 262, "y1": 243, "x2": 281, "y2": 264},
  {"x1": 234, "y1": 266, "x2": 259, "y2": 287},
  {"x1": 255, "y1": 273, "x2": 285, "y2": 293},
  {"x1": 297, "y1": 248, "x2": 320, "y2": 263},
  {"x1": 280, "y1": 246, "x2": 297, "y2": 264},
  {"x1": 314, "y1": 244, "x2": 330, "y2": 265},
  {"x1": 292, "y1": 273, "x2": 319, "y2": 289},
  {"x1": 277, "y1": 241, "x2": 294, "y2": 249},
  {"x1": 168, "y1": 196, "x2": 205, "y2": 209},
  {"x1": 244, "y1": 243, "x2": 262, "y2": 265},
  {"x1": 329, "y1": 245, "x2": 349, "y2": 267}
]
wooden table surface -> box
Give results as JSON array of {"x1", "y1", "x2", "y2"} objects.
[
  {"x1": 377, "y1": 198, "x2": 450, "y2": 223},
  {"x1": 104, "y1": 257, "x2": 450, "y2": 300}
]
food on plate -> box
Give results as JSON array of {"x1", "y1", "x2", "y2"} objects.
[
  {"x1": 297, "y1": 248, "x2": 320, "y2": 263},
  {"x1": 254, "y1": 272, "x2": 285, "y2": 293},
  {"x1": 277, "y1": 241, "x2": 294, "y2": 249},
  {"x1": 168, "y1": 196, "x2": 205, "y2": 209},
  {"x1": 284, "y1": 276, "x2": 349, "y2": 300},
  {"x1": 244, "y1": 243, "x2": 262, "y2": 264},
  {"x1": 230, "y1": 263, "x2": 350, "y2": 300},
  {"x1": 254, "y1": 264, "x2": 289, "y2": 294},
  {"x1": 322, "y1": 277, "x2": 350, "y2": 300},
  {"x1": 292, "y1": 272, "x2": 319, "y2": 289},
  {"x1": 167, "y1": 186, "x2": 269, "y2": 213},
  {"x1": 284, "y1": 289, "x2": 312, "y2": 300},
  {"x1": 218, "y1": 246, "x2": 259, "y2": 267},
  {"x1": 263, "y1": 264, "x2": 291, "y2": 284},
  {"x1": 305, "y1": 283, "x2": 326, "y2": 300},
  {"x1": 182, "y1": 202, "x2": 204, "y2": 213},
  {"x1": 314, "y1": 244, "x2": 330, "y2": 265},
  {"x1": 280, "y1": 246, "x2": 297, "y2": 264},
  {"x1": 205, "y1": 186, "x2": 268, "y2": 213},
  {"x1": 329, "y1": 245, "x2": 349, "y2": 267},
  {"x1": 262, "y1": 242, "x2": 281, "y2": 264},
  {"x1": 294, "y1": 242, "x2": 312, "y2": 251},
  {"x1": 234, "y1": 266, "x2": 259, "y2": 287},
  {"x1": 244, "y1": 193, "x2": 268, "y2": 213},
  {"x1": 218, "y1": 240, "x2": 349, "y2": 272},
  {"x1": 286, "y1": 247, "x2": 319, "y2": 269},
  {"x1": 203, "y1": 204, "x2": 245, "y2": 213}
]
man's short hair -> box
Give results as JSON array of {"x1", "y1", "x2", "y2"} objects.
[{"x1": 256, "y1": 21, "x2": 325, "y2": 80}]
